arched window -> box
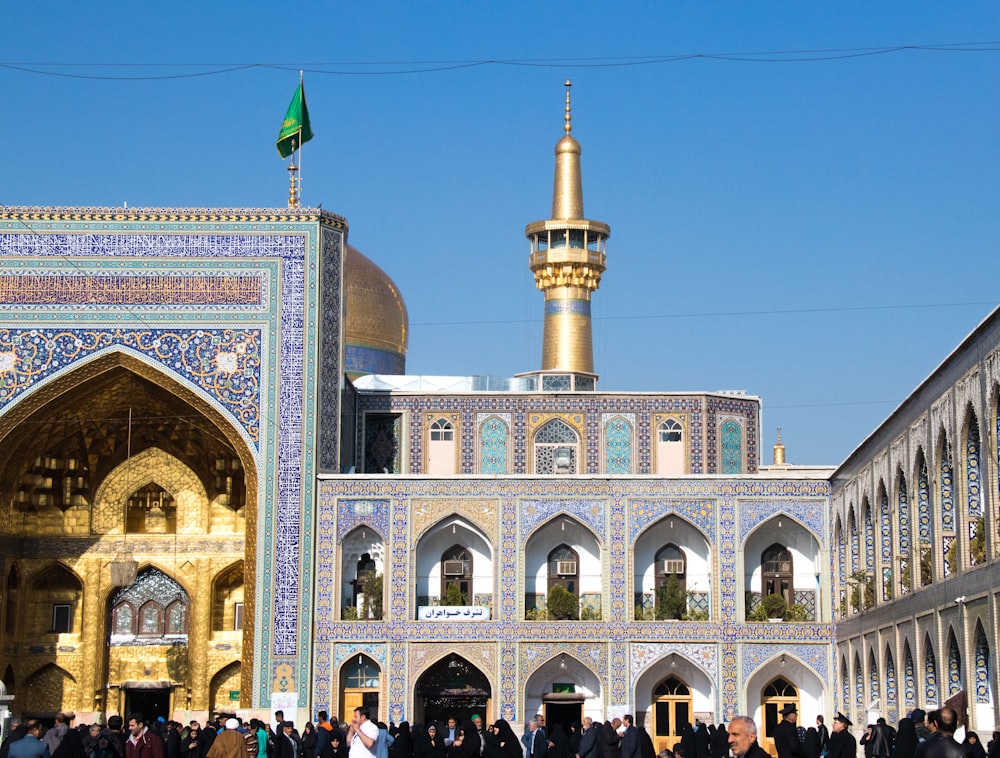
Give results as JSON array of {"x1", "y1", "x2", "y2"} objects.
[
  {"x1": 126, "y1": 482, "x2": 176, "y2": 534},
  {"x1": 441, "y1": 545, "x2": 472, "y2": 604},
  {"x1": 113, "y1": 602, "x2": 135, "y2": 636},
  {"x1": 534, "y1": 419, "x2": 579, "y2": 474},
  {"x1": 974, "y1": 624, "x2": 991, "y2": 705},
  {"x1": 427, "y1": 417, "x2": 457, "y2": 475},
  {"x1": 110, "y1": 567, "x2": 188, "y2": 644},
  {"x1": 138, "y1": 600, "x2": 163, "y2": 636},
  {"x1": 869, "y1": 649, "x2": 880, "y2": 707},
  {"x1": 656, "y1": 419, "x2": 684, "y2": 475},
  {"x1": 761, "y1": 543, "x2": 793, "y2": 606}
]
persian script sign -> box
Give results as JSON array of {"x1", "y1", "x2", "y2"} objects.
[{"x1": 0, "y1": 273, "x2": 265, "y2": 307}]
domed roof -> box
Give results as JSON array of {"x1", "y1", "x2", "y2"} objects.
[{"x1": 345, "y1": 243, "x2": 408, "y2": 377}]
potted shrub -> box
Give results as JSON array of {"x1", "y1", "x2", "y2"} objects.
[{"x1": 762, "y1": 592, "x2": 787, "y2": 621}]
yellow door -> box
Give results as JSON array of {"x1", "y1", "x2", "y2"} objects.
[
  {"x1": 652, "y1": 677, "x2": 692, "y2": 755},
  {"x1": 342, "y1": 691, "x2": 363, "y2": 723},
  {"x1": 761, "y1": 678, "x2": 798, "y2": 758}
]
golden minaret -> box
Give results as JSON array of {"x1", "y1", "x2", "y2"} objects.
[{"x1": 525, "y1": 80, "x2": 610, "y2": 375}]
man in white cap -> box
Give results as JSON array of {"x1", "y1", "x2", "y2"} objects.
[{"x1": 207, "y1": 718, "x2": 249, "y2": 758}]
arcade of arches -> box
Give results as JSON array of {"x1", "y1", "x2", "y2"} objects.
[{"x1": 0, "y1": 360, "x2": 254, "y2": 723}]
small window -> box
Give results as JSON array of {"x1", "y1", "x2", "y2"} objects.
[
  {"x1": 233, "y1": 602, "x2": 244, "y2": 631},
  {"x1": 52, "y1": 603, "x2": 72, "y2": 633},
  {"x1": 138, "y1": 601, "x2": 163, "y2": 636},
  {"x1": 659, "y1": 419, "x2": 682, "y2": 443},
  {"x1": 430, "y1": 418, "x2": 454, "y2": 441}
]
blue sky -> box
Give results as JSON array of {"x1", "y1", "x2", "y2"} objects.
[{"x1": 2, "y1": 3, "x2": 998, "y2": 465}]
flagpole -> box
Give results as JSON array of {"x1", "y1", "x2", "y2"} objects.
[{"x1": 297, "y1": 71, "x2": 304, "y2": 206}]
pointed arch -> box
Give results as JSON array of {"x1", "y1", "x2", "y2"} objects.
[
  {"x1": 604, "y1": 415, "x2": 633, "y2": 474},
  {"x1": 924, "y1": 636, "x2": 939, "y2": 706},
  {"x1": 533, "y1": 418, "x2": 580, "y2": 474},
  {"x1": 885, "y1": 646, "x2": 898, "y2": 713},
  {"x1": 938, "y1": 429, "x2": 956, "y2": 577},
  {"x1": 848, "y1": 506, "x2": 860, "y2": 581},
  {"x1": 209, "y1": 661, "x2": 242, "y2": 718},
  {"x1": 915, "y1": 448, "x2": 934, "y2": 586},
  {"x1": 840, "y1": 655, "x2": 850, "y2": 715},
  {"x1": 720, "y1": 419, "x2": 742, "y2": 474},
  {"x1": 478, "y1": 415, "x2": 509, "y2": 475},
  {"x1": 964, "y1": 406, "x2": 985, "y2": 566},
  {"x1": 902, "y1": 640, "x2": 916, "y2": 709},
  {"x1": 340, "y1": 653, "x2": 381, "y2": 723},
  {"x1": 974, "y1": 622, "x2": 991, "y2": 704},
  {"x1": 862, "y1": 496, "x2": 875, "y2": 575},
  {"x1": 22, "y1": 662, "x2": 77, "y2": 715},
  {"x1": 868, "y1": 648, "x2": 880, "y2": 707},
  {"x1": 854, "y1": 653, "x2": 865, "y2": 712},
  {"x1": 878, "y1": 481, "x2": 892, "y2": 601},
  {"x1": 947, "y1": 629, "x2": 962, "y2": 697},
  {"x1": 896, "y1": 468, "x2": 912, "y2": 595},
  {"x1": 212, "y1": 561, "x2": 245, "y2": 633},
  {"x1": 28, "y1": 562, "x2": 83, "y2": 635}
]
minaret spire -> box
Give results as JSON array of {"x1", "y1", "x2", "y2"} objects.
[{"x1": 525, "y1": 80, "x2": 610, "y2": 379}]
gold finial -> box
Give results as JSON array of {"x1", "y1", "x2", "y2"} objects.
[
  {"x1": 773, "y1": 427, "x2": 787, "y2": 466},
  {"x1": 564, "y1": 79, "x2": 573, "y2": 135}
]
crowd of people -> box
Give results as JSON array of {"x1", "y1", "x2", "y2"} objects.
[
  {"x1": 729, "y1": 704, "x2": 1000, "y2": 758},
  {"x1": 0, "y1": 706, "x2": 998, "y2": 758}
]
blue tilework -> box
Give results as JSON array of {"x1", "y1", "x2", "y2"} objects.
[
  {"x1": 0, "y1": 328, "x2": 261, "y2": 444},
  {"x1": 741, "y1": 644, "x2": 829, "y2": 683},
  {"x1": 630, "y1": 499, "x2": 715, "y2": 544}
]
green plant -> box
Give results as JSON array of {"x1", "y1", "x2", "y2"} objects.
[
  {"x1": 655, "y1": 573, "x2": 687, "y2": 620},
  {"x1": 546, "y1": 585, "x2": 580, "y2": 620},
  {"x1": 442, "y1": 581, "x2": 467, "y2": 606},
  {"x1": 361, "y1": 572, "x2": 384, "y2": 619},
  {"x1": 783, "y1": 603, "x2": 808, "y2": 622},
  {"x1": 686, "y1": 608, "x2": 710, "y2": 621},
  {"x1": 762, "y1": 592, "x2": 787, "y2": 619},
  {"x1": 342, "y1": 604, "x2": 358, "y2": 620},
  {"x1": 580, "y1": 605, "x2": 602, "y2": 621},
  {"x1": 525, "y1": 607, "x2": 547, "y2": 620}
]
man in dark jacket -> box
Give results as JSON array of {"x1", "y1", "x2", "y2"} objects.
[
  {"x1": 914, "y1": 708, "x2": 967, "y2": 758},
  {"x1": 576, "y1": 719, "x2": 598, "y2": 758},
  {"x1": 774, "y1": 706, "x2": 804, "y2": 758},
  {"x1": 825, "y1": 714, "x2": 857, "y2": 758},
  {"x1": 125, "y1": 718, "x2": 164, "y2": 758},
  {"x1": 620, "y1": 718, "x2": 639, "y2": 758},
  {"x1": 726, "y1": 717, "x2": 769, "y2": 758}
]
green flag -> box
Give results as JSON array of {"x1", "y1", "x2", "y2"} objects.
[{"x1": 276, "y1": 81, "x2": 314, "y2": 158}]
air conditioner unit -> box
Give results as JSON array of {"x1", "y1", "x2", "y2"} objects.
[
  {"x1": 660, "y1": 559, "x2": 684, "y2": 574},
  {"x1": 556, "y1": 560, "x2": 577, "y2": 576},
  {"x1": 554, "y1": 448, "x2": 573, "y2": 471},
  {"x1": 443, "y1": 560, "x2": 467, "y2": 576}
]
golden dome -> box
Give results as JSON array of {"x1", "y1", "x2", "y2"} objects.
[{"x1": 345, "y1": 243, "x2": 408, "y2": 377}]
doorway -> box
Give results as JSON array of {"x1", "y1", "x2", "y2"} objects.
[
  {"x1": 542, "y1": 699, "x2": 583, "y2": 739},
  {"x1": 414, "y1": 654, "x2": 491, "y2": 725},
  {"x1": 124, "y1": 687, "x2": 171, "y2": 722},
  {"x1": 760, "y1": 678, "x2": 797, "y2": 758},
  {"x1": 651, "y1": 677, "x2": 691, "y2": 755}
]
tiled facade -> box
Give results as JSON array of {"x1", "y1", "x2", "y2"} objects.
[{"x1": 831, "y1": 310, "x2": 1000, "y2": 731}]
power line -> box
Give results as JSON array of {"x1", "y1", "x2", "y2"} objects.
[
  {"x1": 1, "y1": 41, "x2": 997, "y2": 80},
  {"x1": 411, "y1": 300, "x2": 996, "y2": 328}
]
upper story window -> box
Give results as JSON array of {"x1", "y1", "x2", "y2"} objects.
[
  {"x1": 430, "y1": 418, "x2": 454, "y2": 441},
  {"x1": 534, "y1": 419, "x2": 579, "y2": 474},
  {"x1": 659, "y1": 420, "x2": 682, "y2": 443},
  {"x1": 656, "y1": 418, "x2": 685, "y2": 475}
]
